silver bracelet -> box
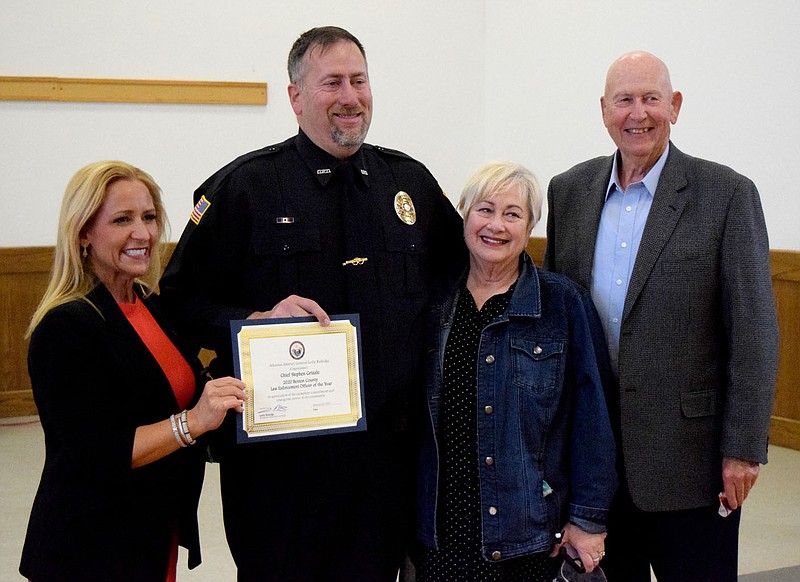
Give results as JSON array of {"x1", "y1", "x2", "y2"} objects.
[
  {"x1": 179, "y1": 409, "x2": 196, "y2": 446},
  {"x1": 170, "y1": 414, "x2": 187, "y2": 447}
]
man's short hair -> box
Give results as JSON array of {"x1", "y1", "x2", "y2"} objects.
[{"x1": 288, "y1": 26, "x2": 366, "y2": 85}]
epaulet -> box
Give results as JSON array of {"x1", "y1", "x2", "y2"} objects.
[
  {"x1": 371, "y1": 144, "x2": 416, "y2": 162},
  {"x1": 193, "y1": 143, "x2": 284, "y2": 204}
]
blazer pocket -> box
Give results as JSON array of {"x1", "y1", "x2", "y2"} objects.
[{"x1": 680, "y1": 389, "x2": 719, "y2": 418}]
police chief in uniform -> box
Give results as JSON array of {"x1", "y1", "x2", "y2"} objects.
[{"x1": 160, "y1": 26, "x2": 466, "y2": 581}]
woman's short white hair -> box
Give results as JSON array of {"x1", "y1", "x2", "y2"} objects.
[{"x1": 457, "y1": 161, "x2": 543, "y2": 234}]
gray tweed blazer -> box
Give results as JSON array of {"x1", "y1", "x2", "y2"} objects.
[{"x1": 543, "y1": 142, "x2": 778, "y2": 512}]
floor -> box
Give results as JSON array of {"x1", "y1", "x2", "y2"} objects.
[{"x1": 1, "y1": 416, "x2": 798, "y2": 581}]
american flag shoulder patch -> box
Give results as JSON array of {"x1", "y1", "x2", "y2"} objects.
[{"x1": 190, "y1": 195, "x2": 211, "y2": 225}]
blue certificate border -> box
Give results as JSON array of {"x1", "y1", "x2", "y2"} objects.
[{"x1": 230, "y1": 314, "x2": 366, "y2": 443}]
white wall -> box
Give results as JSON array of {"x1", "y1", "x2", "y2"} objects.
[
  {"x1": 2, "y1": 1, "x2": 798, "y2": 250},
  {"x1": 485, "y1": 0, "x2": 800, "y2": 249},
  {"x1": 0, "y1": 0, "x2": 486, "y2": 246}
]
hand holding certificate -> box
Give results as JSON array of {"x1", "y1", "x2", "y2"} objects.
[{"x1": 231, "y1": 314, "x2": 366, "y2": 443}]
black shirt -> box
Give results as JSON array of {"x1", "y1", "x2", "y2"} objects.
[{"x1": 159, "y1": 130, "x2": 467, "y2": 580}]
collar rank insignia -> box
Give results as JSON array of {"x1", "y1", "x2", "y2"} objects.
[{"x1": 394, "y1": 191, "x2": 416, "y2": 225}]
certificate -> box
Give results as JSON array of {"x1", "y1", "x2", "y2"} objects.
[{"x1": 231, "y1": 314, "x2": 366, "y2": 443}]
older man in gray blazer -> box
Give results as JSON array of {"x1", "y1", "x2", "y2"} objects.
[{"x1": 544, "y1": 51, "x2": 778, "y2": 582}]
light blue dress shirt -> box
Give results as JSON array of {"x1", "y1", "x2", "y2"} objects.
[{"x1": 591, "y1": 146, "x2": 670, "y2": 375}]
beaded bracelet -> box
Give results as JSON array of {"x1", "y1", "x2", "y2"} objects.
[
  {"x1": 170, "y1": 414, "x2": 187, "y2": 448},
  {"x1": 179, "y1": 409, "x2": 196, "y2": 446}
]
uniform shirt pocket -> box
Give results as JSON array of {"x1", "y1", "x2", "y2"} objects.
[
  {"x1": 249, "y1": 227, "x2": 322, "y2": 297},
  {"x1": 383, "y1": 231, "x2": 427, "y2": 298},
  {"x1": 252, "y1": 227, "x2": 321, "y2": 256}
]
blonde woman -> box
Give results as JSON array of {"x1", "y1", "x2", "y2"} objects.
[{"x1": 20, "y1": 161, "x2": 245, "y2": 582}]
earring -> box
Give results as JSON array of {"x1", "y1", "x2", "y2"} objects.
[{"x1": 82, "y1": 246, "x2": 88, "y2": 258}]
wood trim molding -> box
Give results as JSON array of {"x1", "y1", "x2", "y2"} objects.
[
  {"x1": 525, "y1": 237, "x2": 546, "y2": 264},
  {"x1": 0, "y1": 76, "x2": 267, "y2": 105},
  {"x1": 771, "y1": 249, "x2": 800, "y2": 282},
  {"x1": 0, "y1": 390, "x2": 36, "y2": 419},
  {"x1": 526, "y1": 239, "x2": 800, "y2": 451},
  {"x1": 770, "y1": 417, "x2": 800, "y2": 450},
  {"x1": 2, "y1": 241, "x2": 799, "y2": 453}
]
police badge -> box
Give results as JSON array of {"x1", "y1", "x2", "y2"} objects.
[{"x1": 394, "y1": 191, "x2": 416, "y2": 225}]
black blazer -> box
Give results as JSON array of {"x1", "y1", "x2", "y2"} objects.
[
  {"x1": 20, "y1": 283, "x2": 207, "y2": 582},
  {"x1": 544, "y1": 143, "x2": 778, "y2": 512}
]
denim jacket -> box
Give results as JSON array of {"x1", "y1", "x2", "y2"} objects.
[{"x1": 415, "y1": 253, "x2": 617, "y2": 562}]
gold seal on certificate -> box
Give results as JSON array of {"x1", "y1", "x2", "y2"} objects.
[{"x1": 231, "y1": 314, "x2": 366, "y2": 443}]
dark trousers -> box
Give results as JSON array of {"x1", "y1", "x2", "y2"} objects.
[
  {"x1": 219, "y1": 427, "x2": 412, "y2": 582},
  {"x1": 602, "y1": 487, "x2": 741, "y2": 582}
]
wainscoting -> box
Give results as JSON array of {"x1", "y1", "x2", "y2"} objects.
[{"x1": 2, "y1": 240, "x2": 799, "y2": 451}]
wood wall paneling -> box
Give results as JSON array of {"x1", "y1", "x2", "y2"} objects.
[
  {"x1": 3, "y1": 242, "x2": 799, "y2": 453},
  {"x1": 0, "y1": 247, "x2": 52, "y2": 417},
  {"x1": 769, "y1": 251, "x2": 800, "y2": 450},
  {"x1": 529, "y1": 239, "x2": 800, "y2": 450}
]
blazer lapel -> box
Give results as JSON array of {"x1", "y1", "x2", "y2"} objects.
[
  {"x1": 89, "y1": 284, "x2": 181, "y2": 411},
  {"x1": 574, "y1": 157, "x2": 613, "y2": 287},
  {"x1": 623, "y1": 145, "x2": 689, "y2": 320}
]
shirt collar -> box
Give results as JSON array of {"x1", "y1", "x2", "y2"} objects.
[
  {"x1": 606, "y1": 143, "x2": 670, "y2": 200},
  {"x1": 295, "y1": 129, "x2": 370, "y2": 188}
]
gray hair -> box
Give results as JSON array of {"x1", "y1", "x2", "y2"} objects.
[{"x1": 457, "y1": 161, "x2": 543, "y2": 234}]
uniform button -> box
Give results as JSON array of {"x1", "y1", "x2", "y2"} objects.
[
  {"x1": 533, "y1": 345, "x2": 542, "y2": 355},
  {"x1": 484, "y1": 405, "x2": 493, "y2": 414},
  {"x1": 488, "y1": 506, "x2": 498, "y2": 515},
  {"x1": 485, "y1": 456, "x2": 494, "y2": 466},
  {"x1": 491, "y1": 550, "x2": 502, "y2": 560},
  {"x1": 410, "y1": 243, "x2": 416, "y2": 251},
  {"x1": 621, "y1": 242, "x2": 627, "y2": 248},
  {"x1": 485, "y1": 355, "x2": 495, "y2": 364}
]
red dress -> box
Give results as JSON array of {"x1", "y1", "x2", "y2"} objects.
[{"x1": 119, "y1": 296, "x2": 195, "y2": 582}]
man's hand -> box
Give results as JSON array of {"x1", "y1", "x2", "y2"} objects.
[
  {"x1": 722, "y1": 456, "x2": 760, "y2": 510},
  {"x1": 247, "y1": 294, "x2": 330, "y2": 325}
]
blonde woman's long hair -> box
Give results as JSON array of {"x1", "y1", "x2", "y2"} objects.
[{"x1": 26, "y1": 161, "x2": 167, "y2": 337}]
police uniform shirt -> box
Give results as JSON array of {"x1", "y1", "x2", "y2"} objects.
[{"x1": 162, "y1": 129, "x2": 467, "y2": 423}]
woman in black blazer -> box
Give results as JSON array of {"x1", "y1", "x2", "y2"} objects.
[{"x1": 20, "y1": 161, "x2": 246, "y2": 582}]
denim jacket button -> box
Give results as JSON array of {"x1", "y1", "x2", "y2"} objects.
[
  {"x1": 485, "y1": 456, "x2": 494, "y2": 466},
  {"x1": 533, "y1": 345, "x2": 543, "y2": 355},
  {"x1": 488, "y1": 506, "x2": 498, "y2": 515},
  {"x1": 485, "y1": 354, "x2": 495, "y2": 364},
  {"x1": 484, "y1": 405, "x2": 494, "y2": 414},
  {"x1": 491, "y1": 550, "x2": 502, "y2": 560}
]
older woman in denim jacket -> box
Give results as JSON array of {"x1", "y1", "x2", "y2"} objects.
[{"x1": 413, "y1": 162, "x2": 617, "y2": 581}]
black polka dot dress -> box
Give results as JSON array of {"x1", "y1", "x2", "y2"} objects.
[{"x1": 416, "y1": 283, "x2": 558, "y2": 582}]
